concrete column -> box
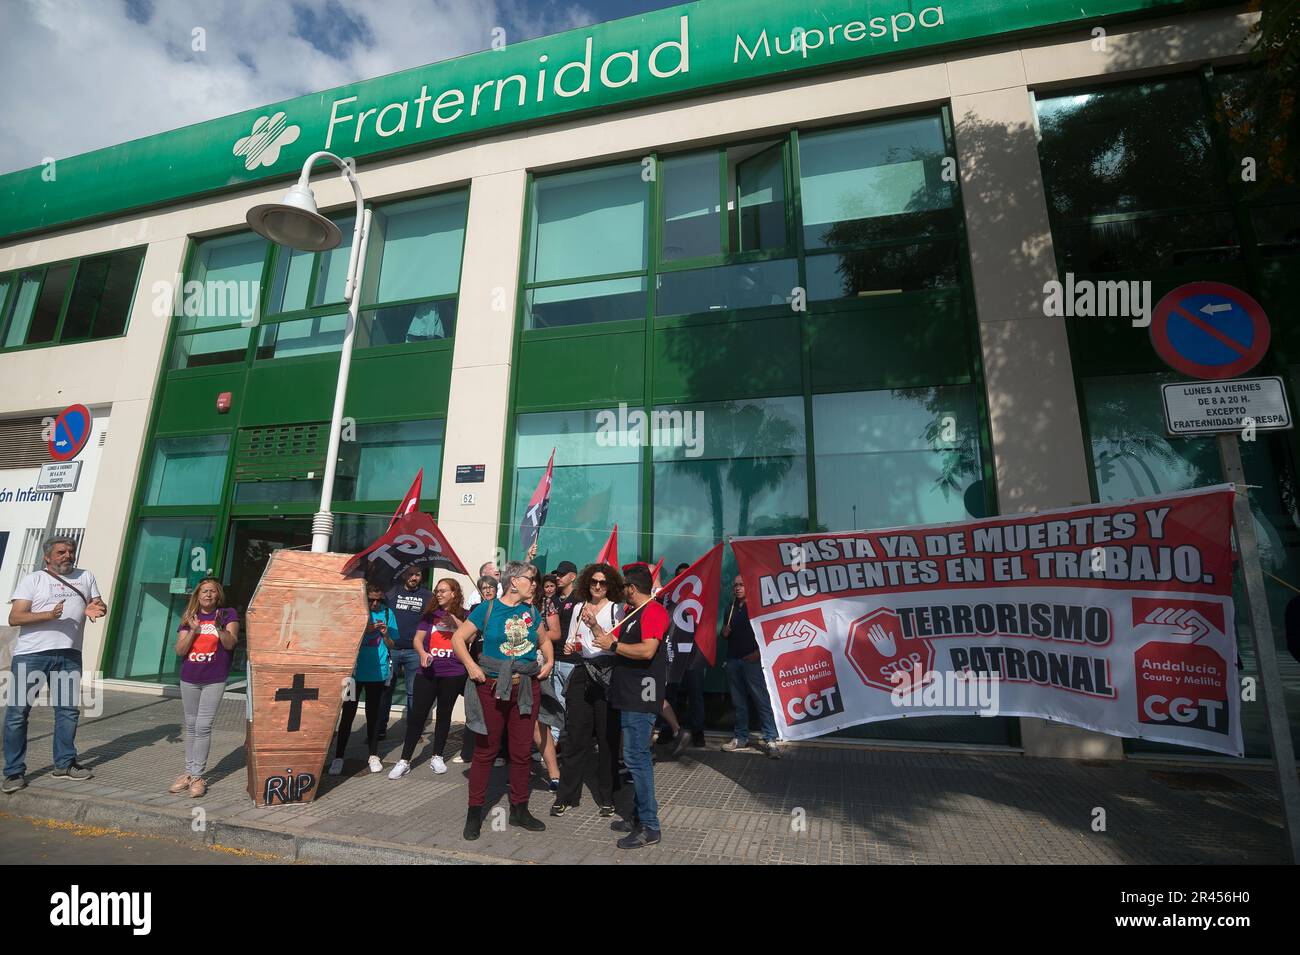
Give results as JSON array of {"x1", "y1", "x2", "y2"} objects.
[
  {"x1": 948, "y1": 53, "x2": 1121, "y2": 759},
  {"x1": 80, "y1": 237, "x2": 189, "y2": 673},
  {"x1": 436, "y1": 169, "x2": 528, "y2": 590}
]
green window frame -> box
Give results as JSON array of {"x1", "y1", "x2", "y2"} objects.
[
  {"x1": 0, "y1": 246, "x2": 145, "y2": 352},
  {"x1": 506, "y1": 107, "x2": 996, "y2": 565},
  {"x1": 169, "y1": 187, "x2": 469, "y2": 371}
]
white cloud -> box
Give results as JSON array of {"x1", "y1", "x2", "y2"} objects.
[{"x1": 0, "y1": 0, "x2": 597, "y2": 175}]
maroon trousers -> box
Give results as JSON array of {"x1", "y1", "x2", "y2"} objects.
[{"x1": 468, "y1": 677, "x2": 541, "y2": 807}]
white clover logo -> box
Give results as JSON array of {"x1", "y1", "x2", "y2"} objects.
[{"x1": 233, "y1": 112, "x2": 301, "y2": 170}]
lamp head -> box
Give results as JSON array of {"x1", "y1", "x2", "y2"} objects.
[{"x1": 246, "y1": 182, "x2": 342, "y2": 251}]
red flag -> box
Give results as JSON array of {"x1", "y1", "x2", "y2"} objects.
[
  {"x1": 387, "y1": 468, "x2": 423, "y2": 530},
  {"x1": 520, "y1": 449, "x2": 554, "y2": 552},
  {"x1": 595, "y1": 525, "x2": 618, "y2": 566},
  {"x1": 344, "y1": 511, "x2": 467, "y2": 590},
  {"x1": 638, "y1": 543, "x2": 724, "y2": 664}
]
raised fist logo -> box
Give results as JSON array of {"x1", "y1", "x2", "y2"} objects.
[
  {"x1": 1132, "y1": 597, "x2": 1225, "y2": 646},
  {"x1": 771, "y1": 619, "x2": 819, "y2": 648}
]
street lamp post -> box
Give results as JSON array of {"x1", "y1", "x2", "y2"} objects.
[{"x1": 247, "y1": 152, "x2": 371, "y2": 553}]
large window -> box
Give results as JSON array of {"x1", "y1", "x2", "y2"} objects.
[
  {"x1": 813, "y1": 387, "x2": 985, "y2": 532},
  {"x1": 652, "y1": 396, "x2": 808, "y2": 572},
  {"x1": 1041, "y1": 72, "x2": 1300, "y2": 758},
  {"x1": 524, "y1": 162, "x2": 650, "y2": 329},
  {"x1": 171, "y1": 189, "x2": 467, "y2": 369},
  {"x1": 508, "y1": 409, "x2": 641, "y2": 569},
  {"x1": 109, "y1": 518, "x2": 217, "y2": 682},
  {"x1": 0, "y1": 247, "x2": 144, "y2": 350},
  {"x1": 1036, "y1": 78, "x2": 1239, "y2": 273},
  {"x1": 336, "y1": 419, "x2": 445, "y2": 502},
  {"x1": 523, "y1": 117, "x2": 967, "y2": 331},
  {"x1": 170, "y1": 232, "x2": 264, "y2": 368},
  {"x1": 143, "y1": 435, "x2": 231, "y2": 506}
]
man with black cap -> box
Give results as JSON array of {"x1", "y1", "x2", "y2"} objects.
[{"x1": 547, "y1": 561, "x2": 580, "y2": 746}]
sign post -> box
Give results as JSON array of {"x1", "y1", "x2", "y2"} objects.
[
  {"x1": 41, "y1": 405, "x2": 92, "y2": 547},
  {"x1": 1216, "y1": 435, "x2": 1300, "y2": 863},
  {"x1": 1152, "y1": 282, "x2": 1300, "y2": 862}
]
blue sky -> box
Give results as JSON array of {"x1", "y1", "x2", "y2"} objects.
[{"x1": 0, "y1": 0, "x2": 696, "y2": 176}]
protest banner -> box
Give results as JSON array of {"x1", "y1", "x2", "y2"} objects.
[{"x1": 730, "y1": 486, "x2": 1242, "y2": 756}]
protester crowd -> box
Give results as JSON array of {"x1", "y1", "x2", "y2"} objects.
[{"x1": 3, "y1": 536, "x2": 783, "y2": 851}]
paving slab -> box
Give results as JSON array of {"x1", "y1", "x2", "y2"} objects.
[{"x1": 0, "y1": 689, "x2": 1289, "y2": 864}]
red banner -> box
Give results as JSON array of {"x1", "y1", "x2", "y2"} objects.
[
  {"x1": 730, "y1": 487, "x2": 1242, "y2": 755},
  {"x1": 343, "y1": 511, "x2": 468, "y2": 590}
]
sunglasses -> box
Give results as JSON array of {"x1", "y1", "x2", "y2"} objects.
[{"x1": 590, "y1": 578, "x2": 608, "y2": 587}]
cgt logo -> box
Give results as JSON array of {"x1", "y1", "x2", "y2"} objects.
[
  {"x1": 764, "y1": 609, "x2": 843, "y2": 726},
  {"x1": 1134, "y1": 641, "x2": 1229, "y2": 735}
]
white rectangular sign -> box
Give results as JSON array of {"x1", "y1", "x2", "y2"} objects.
[
  {"x1": 36, "y1": 460, "x2": 82, "y2": 493},
  {"x1": 1161, "y1": 376, "x2": 1292, "y2": 436}
]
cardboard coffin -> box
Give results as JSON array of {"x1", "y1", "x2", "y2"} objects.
[{"x1": 243, "y1": 550, "x2": 368, "y2": 806}]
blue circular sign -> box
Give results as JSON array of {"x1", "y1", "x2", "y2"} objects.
[
  {"x1": 1150, "y1": 281, "x2": 1270, "y2": 380},
  {"x1": 49, "y1": 404, "x2": 92, "y2": 461}
]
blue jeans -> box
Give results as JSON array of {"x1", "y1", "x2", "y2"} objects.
[
  {"x1": 379, "y1": 648, "x2": 421, "y2": 729},
  {"x1": 550, "y1": 661, "x2": 576, "y2": 743},
  {"x1": 5, "y1": 650, "x2": 82, "y2": 777},
  {"x1": 726, "y1": 657, "x2": 777, "y2": 744},
  {"x1": 620, "y1": 710, "x2": 660, "y2": 832}
]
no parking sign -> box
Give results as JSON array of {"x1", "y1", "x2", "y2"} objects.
[
  {"x1": 48, "y1": 404, "x2": 92, "y2": 461},
  {"x1": 1149, "y1": 281, "x2": 1270, "y2": 380}
]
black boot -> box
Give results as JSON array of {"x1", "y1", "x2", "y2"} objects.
[
  {"x1": 509, "y1": 802, "x2": 546, "y2": 832},
  {"x1": 463, "y1": 805, "x2": 483, "y2": 841}
]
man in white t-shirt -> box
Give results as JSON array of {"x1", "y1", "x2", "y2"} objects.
[
  {"x1": 464, "y1": 560, "x2": 502, "y2": 610},
  {"x1": 3, "y1": 536, "x2": 106, "y2": 792}
]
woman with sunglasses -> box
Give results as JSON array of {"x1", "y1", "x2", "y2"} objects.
[
  {"x1": 550, "y1": 562, "x2": 625, "y2": 818},
  {"x1": 452, "y1": 560, "x2": 554, "y2": 840}
]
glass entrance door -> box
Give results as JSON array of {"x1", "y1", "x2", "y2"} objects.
[{"x1": 221, "y1": 517, "x2": 312, "y2": 678}]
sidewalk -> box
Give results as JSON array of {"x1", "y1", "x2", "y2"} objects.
[{"x1": 0, "y1": 688, "x2": 1289, "y2": 864}]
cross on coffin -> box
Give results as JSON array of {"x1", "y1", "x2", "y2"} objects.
[{"x1": 273, "y1": 673, "x2": 320, "y2": 732}]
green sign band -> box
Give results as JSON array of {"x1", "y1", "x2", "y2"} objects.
[{"x1": 2, "y1": 0, "x2": 1187, "y2": 240}]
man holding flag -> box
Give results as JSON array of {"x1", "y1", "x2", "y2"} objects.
[{"x1": 594, "y1": 563, "x2": 669, "y2": 849}]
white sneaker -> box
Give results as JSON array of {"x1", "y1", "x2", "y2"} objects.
[
  {"x1": 367, "y1": 755, "x2": 383, "y2": 773},
  {"x1": 493, "y1": 757, "x2": 506, "y2": 768},
  {"x1": 450, "y1": 754, "x2": 466, "y2": 764},
  {"x1": 388, "y1": 759, "x2": 411, "y2": 779},
  {"x1": 328, "y1": 757, "x2": 344, "y2": 776},
  {"x1": 431, "y1": 755, "x2": 447, "y2": 774}
]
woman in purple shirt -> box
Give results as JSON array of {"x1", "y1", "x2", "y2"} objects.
[
  {"x1": 171, "y1": 578, "x2": 239, "y2": 798},
  {"x1": 389, "y1": 578, "x2": 467, "y2": 779}
]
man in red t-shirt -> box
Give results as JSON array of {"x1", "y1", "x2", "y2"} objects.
[{"x1": 594, "y1": 564, "x2": 668, "y2": 849}]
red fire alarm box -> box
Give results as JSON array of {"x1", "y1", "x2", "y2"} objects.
[{"x1": 217, "y1": 391, "x2": 232, "y2": 413}]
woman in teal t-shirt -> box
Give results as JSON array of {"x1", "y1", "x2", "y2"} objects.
[
  {"x1": 329, "y1": 581, "x2": 395, "y2": 777},
  {"x1": 452, "y1": 560, "x2": 554, "y2": 840}
]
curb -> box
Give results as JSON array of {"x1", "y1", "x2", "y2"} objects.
[{"x1": 2, "y1": 786, "x2": 514, "y2": 865}]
